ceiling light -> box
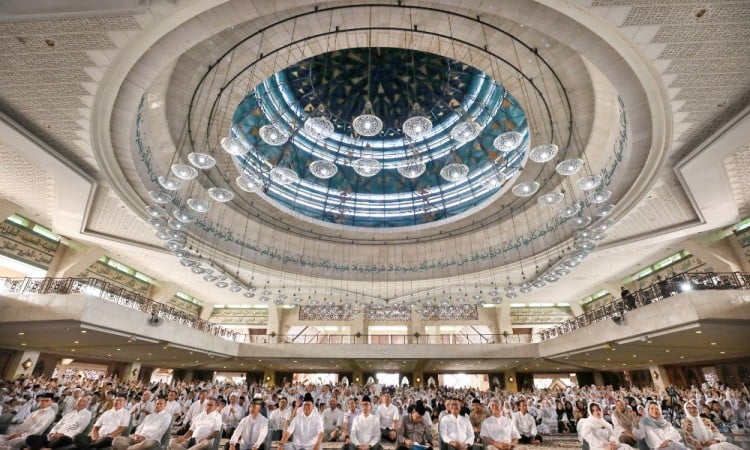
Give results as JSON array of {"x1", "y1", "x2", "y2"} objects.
[
  {"x1": 529, "y1": 143, "x2": 558, "y2": 163},
  {"x1": 512, "y1": 181, "x2": 540, "y2": 197},
  {"x1": 493, "y1": 131, "x2": 523, "y2": 153}
]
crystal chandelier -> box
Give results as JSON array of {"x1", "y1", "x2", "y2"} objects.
[
  {"x1": 309, "y1": 160, "x2": 338, "y2": 179},
  {"x1": 529, "y1": 143, "x2": 558, "y2": 163},
  {"x1": 236, "y1": 174, "x2": 264, "y2": 192},
  {"x1": 555, "y1": 158, "x2": 583, "y2": 176},
  {"x1": 493, "y1": 131, "x2": 523, "y2": 153},
  {"x1": 304, "y1": 106, "x2": 334, "y2": 140},
  {"x1": 512, "y1": 181, "x2": 540, "y2": 197},
  {"x1": 352, "y1": 101, "x2": 383, "y2": 136},
  {"x1": 187, "y1": 152, "x2": 216, "y2": 170},
  {"x1": 259, "y1": 123, "x2": 289, "y2": 145},
  {"x1": 450, "y1": 118, "x2": 481, "y2": 143},
  {"x1": 398, "y1": 158, "x2": 426, "y2": 179},
  {"x1": 352, "y1": 157, "x2": 381, "y2": 177},
  {"x1": 576, "y1": 174, "x2": 602, "y2": 191},
  {"x1": 220, "y1": 137, "x2": 247, "y2": 156},
  {"x1": 402, "y1": 104, "x2": 432, "y2": 139},
  {"x1": 171, "y1": 163, "x2": 198, "y2": 180}
]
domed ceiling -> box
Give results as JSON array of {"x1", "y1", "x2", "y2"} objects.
[
  {"x1": 229, "y1": 48, "x2": 529, "y2": 228},
  {"x1": 98, "y1": 2, "x2": 667, "y2": 306}
]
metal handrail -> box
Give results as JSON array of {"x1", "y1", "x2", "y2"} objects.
[
  {"x1": 0, "y1": 276, "x2": 243, "y2": 342},
  {"x1": 538, "y1": 271, "x2": 750, "y2": 341}
]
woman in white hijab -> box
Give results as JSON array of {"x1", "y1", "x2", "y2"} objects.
[
  {"x1": 580, "y1": 403, "x2": 632, "y2": 450},
  {"x1": 681, "y1": 401, "x2": 741, "y2": 450},
  {"x1": 641, "y1": 402, "x2": 689, "y2": 450}
]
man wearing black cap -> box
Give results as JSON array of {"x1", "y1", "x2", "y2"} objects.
[
  {"x1": 229, "y1": 396, "x2": 268, "y2": 450},
  {"x1": 396, "y1": 403, "x2": 431, "y2": 450},
  {"x1": 344, "y1": 395, "x2": 381, "y2": 450},
  {"x1": 280, "y1": 393, "x2": 323, "y2": 450}
]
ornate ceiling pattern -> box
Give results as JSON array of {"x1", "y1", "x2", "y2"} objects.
[{"x1": 0, "y1": 0, "x2": 747, "y2": 311}]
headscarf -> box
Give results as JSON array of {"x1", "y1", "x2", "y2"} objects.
[
  {"x1": 641, "y1": 401, "x2": 670, "y2": 429},
  {"x1": 588, "y1": 402, "x2": 613, "y2": 429},
  {"x1": 613, "y1": 399, "x2": 633, "y2": 431},
  {"x1": 684, "y1": 401, "x2": 712, "y2": 442}
]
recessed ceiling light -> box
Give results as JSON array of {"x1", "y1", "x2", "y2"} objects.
[
  {"x1": 18, "y1": 332, "x2": 24, "y2": 335},
  {"x1": 632, "y1": 354, "x2": 637, "y2": 357},
  {"x1": 680, "y1": 356, "x2": 684, "y2": 359},
  {"x1": 695, "y1": 330, "x2": 702, "y2": 334},
  {"x1": 20, "y1": 343, "x2": 26, "y2": 346},
  {"x1": 720, "y1": 351, "x2": 725, "y2": 354},
  {"x1": 665, "y1": 349, "x2": 670, "y2": 352},
  {"x1": 116, "y1": 348, "x2": 121, "y2": 351},
  {"x1": 647, "y1": 340, "x2": 652, "y2": 344},
  {"x1": 74, "y1": 341, "x2": 79, "y2": 344},
  {"x1": 81, "y1": 330, "x2": 87, "y2": 333},
  {"x1": 710, "y1": 342, "x2": 716, "y2": 345},
  {"x1": 71, "y1": 349, "x2": 75, "y2": 352}
]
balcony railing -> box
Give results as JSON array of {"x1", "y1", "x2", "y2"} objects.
[
  {"x1": 245, "y1": 333, "x2": 536, "y2": 344},
  {"x1": 0, "y1": 277, "x2": 243, "y2": 342},
  {"x1": 538, "y1": 271, "x2": 750, "y2": 341}
]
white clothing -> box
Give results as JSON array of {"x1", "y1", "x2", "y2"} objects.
[
  {"x1": 285, "y1": 411, "x2": 323, "y2": 447},
  {"x1": 479, "y1": 415, "x2": 520, "y2": 444},
  {"x1": 321, "y1": 408, "x2": 343, "y2": 429},
  {"x1": 580, "y1": 418, "x2": 631, "y2": 450},
  {"x1": 222, "y1": 404, "x2": 245, "y2": 430},
  {"x1": 269, "y1": 407, "x2": 292, "y2": 431},
  {"x1": 349, "y1": 413, "x2": 380, "y2": 446},
  {"x1": 377, "y1": 403, "x2": 399, "y2": 429},
  {"x1": 135, "y1": 410, "x2": 172, "y2": 441},
  {"x1": 642, "y1": 420, "x2": 689, "y2": 450},
  {"x1": 230, "y1": 413, "x2": 268, "y2": 450},
  {"x1": 440, "y1": 413, "x2": 474, "y2": 446},
  {"x1": 189, "y1": 410, "x2": 222, "y2": 441},
  {"x1": 511, "y1": 411, "x2": 537, "y2": 437},
  {"x1": 50, "y1": 408, "x2": 92, "y2": 438},
  {"x1": 95, "y1": 407, "x2": 130, "y2": 436}
]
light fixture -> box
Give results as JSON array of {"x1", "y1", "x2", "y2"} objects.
[
  {"x1": 556, "y1": 158, "x2": 583, "y2": 176},
  {"x1": 21, "y1": 359, "x2": 33, "y2": 370},
  {"x1": 220, "y1": 137, "x2": 247, "y2": 156},
  {"x1": 576, "y1": 174, "x2": 602, "y2": 191},
  {"x1": 450, "y1": 117, "x2": 481, "y2": 143},
  {"x1": 187, "y1": 198, "x2": 210, "y2": 213},
  {"x1": 587, "y1": 190, "x2": 611, "y2": 204},
  {"x1": 304, "y1": 106, "x2": 334, "y2": 140},
  {"x1": 157, "y1": 176, "x2": 183, "y2": 191},
  {"x1": 236, "y1": 174, "x2": 264, "y2": 192},
  {"x1": 208, "y1": 187, "x2": 234, "y2": 202},
  {"x1": 309, "y1": 160, "x2": 338, "y2": 179},
  {"x1": 512, "y1": 181, "x2": 540, "y2": 197},
  {"x1": 537, "y1": 191, "x2": 564, "y2": 207},
  {"x1": 402, "y1": 104, "x2": 432, "y2": 139},
  {"x1": 529, "y1": 143, "x2": 558, "y2": 163},
  {"x1": 171, "y1": 163, "x2": 198, "y2": 180},
  {"x1": 593, "y1": 204, "x2": 615, "y2": 217},
  {"x1": 259, "y1": 123, "x2": 289, "y2": 145},
  {"x1": 187, "y1": 152, "x2": 216, "y2": 170},
  {"x1": 148, "y1": 191, "x2": 170, "y2": 204},
  {"x1": 352, "y1": 101, "x2": 383, "y2": 136},
  {"x1": 559, "y1": 202, "x2": 582, "y2": 218},
  {"x1": 493, "y1": 131, "x2": 523, "y2": 153},
  {"x1": 397, "y1": 158, "x2": 426, "y2": 179}
]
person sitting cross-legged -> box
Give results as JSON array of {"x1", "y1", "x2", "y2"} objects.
[
  {"x1": 512, "y1": 400, "x2": 542, "y2": 445},
  {"x1": 440, "y1": 399, "x2": 475, "y2": 450},
  {"x1": 0, "y1": 393, "x2": 56, "y2": 450},
  {"x1": 280, "y1": 393, "x2": 323, "y2": 450},
  {"x1": 479, "y1": 398, "x2": 519, "y2": 450},
  {"x1": 343, "y1": 395, "x2": 381, "y2": 450}
]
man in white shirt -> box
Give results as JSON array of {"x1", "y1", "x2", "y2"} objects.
[
  {"x1": 480, "y1": 398, "x2": 520, "y2": 450},
  {"x1": 222, "y1": 394, "x2": 244, "y2": 439},
  {"x1": 76, "y1": 394, "x2": 130, "y2": 450},
  {"x1": 112, "y1": 396, "x2": 171, "y2": 450},
  {"x1": 280, "y1": 393, "x2": 323, "y2": 450},
  {"x1": 511, "y1": 400, "x2": 541, "y2": 445},
  {"x1": 321, "y1": 398, "x2": 343, "y2": 442},
  {"x1": 344, "y1": 395, "x2": 381, "y2": 450},
  {"x1": 169, "y1": 398, "x2": 222, "y2": 450},
  {"x1": 0, "y1": 393, "x2": 56, "y2": 450},
  {"x1": 26, "y1": 396, "x2": 91, "y2": 450},
  {"x1": 183, "y1": 392, "x2": 209, "y2": 429},
  {"x1": 131, "y1": 392, "x2": 155, "y2": 427},
  {"x1": 229, "y1": 396, "x2": 268, "y2": 450},
  {"x1": 164, "y1": 391, "x2": 182, "y2": 421},
  {"x1": 376, "y1": 394, "x2": 399, "y2": 443},
  {"x1": 440, "y1": 399, "x2": 475, "y2": 450},
  {"x1": 341, "y1": 398, "x2": 360, "y2": 444},
  {"x1": 268, "y1": 397, "x2": 291, "y2": 441}
]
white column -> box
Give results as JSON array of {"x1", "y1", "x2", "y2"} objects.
[{"x1": 4, "y1": 350, "x2": 40, "y2": 381}]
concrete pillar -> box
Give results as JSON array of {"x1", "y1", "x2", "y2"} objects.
[
  {"x1": 4, "y1": 350, "x2": 40, "y2": 381},
  {"x1": 264, "y1": 369, "x2": 275, "y2": 387},
  {"x1": 569, "y1": 302, "x2": 584, "y2": 316},
  {"x1": 352, "y1": 369, "x2": 363, "y2": 386},
  {"x1": 46, "y1": 242, "x2": 106, "y2": 278},
  {"x1": 150, "y1": 283, "x2": 179, "y2": 304},
  {"x1": 410, "y1": 314, "x2": 425, "y2": 343},
  {"x1": 267, "y1": 306, "x2": 281, "y2": 336},
  {"x1": 505, "y1": 371, "x2": 518, "y2": 393},
  {"x1": 352, "y1": 312, "x2": 365, "y2": 341},
  {"x1": 0, "y1": 199, "x2": 21, "y2": 221},
  {"x1": 727, "y1": 236, "x2": 750, "y2": 272},
  {"x1": 683, "y1": 236, "x2": 744, "y2": 272},
  {"x1": 593, "y1": 371, "x2": 604, "y2": 387},
  {"x1": 496, "y1": 304, "x2": 513, "y2": 335},
  {"x1": 413, "y1": 370, "x2": 424, "y2": 388},
  {"x1": 123, "y1": 362, "x2": 142, "y2": 382},
  {"x1": 649, "y1": 365, "x2": 670, "y2": 393},
  {"x1": 199, "y1": 305, "x2": 213, "y2": 321}
]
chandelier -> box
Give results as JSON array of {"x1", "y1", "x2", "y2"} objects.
[{"x1": 136, "y1": 5, "x2": 624, "y2": 309}]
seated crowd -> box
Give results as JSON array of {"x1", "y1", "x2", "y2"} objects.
[{"x1": 1, "y1": 376, "x2": 748, "y2": 450}]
